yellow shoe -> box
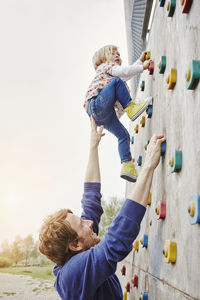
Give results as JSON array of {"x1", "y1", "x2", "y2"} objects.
[
  {"x1": 120, "y1": 162, "x2": 138, "y2": 182},
  {"x1": 124, "y1": 97, "x2": 153, "y2": 121}
]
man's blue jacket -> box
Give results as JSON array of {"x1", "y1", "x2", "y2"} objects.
[{"x1": 53, "y1": 182, "x2": 146, "y2": 300}]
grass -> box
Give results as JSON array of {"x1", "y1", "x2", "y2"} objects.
[
  {"x1": 3, "y1": 292, "x2": 16, "y2": 296},
  {"x1": 0, "y1": 266, "x2": 55, "y2": 280}
]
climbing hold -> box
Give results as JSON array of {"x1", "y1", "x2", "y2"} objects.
[
  {"x1": 121, "y1": 265, "x2": 126, "y2": 276},
  {"x1": 131, "y1": 136, "x2": 134, "y2": 144},
  {"x1": 139, "y1": 291, "x2": 148, "y2": 300},
  {"x1": 145, "y1": 51, "x2": 151, "y2": 60},
  {"x1": 186, "y1": 60, "x2": 200, "y2": 90},
  {"x1": 148, "y1": 192, "x2": 151, "y2": 206},
  {"x1": 132, "y1": 274, "x2": 138, "y2": 287},
  {"x1": 169, "y1": 150, "x2": 182, "y2": 173},
  {"x1": 169, "y1": 156, "x2": 174, "y2": 167},
  {"x1": 149, "y1": 60, "x2": 154, "y2": 75},
  {"x1": 140, "y1": 234, "x2": 148, "y2": 248},
  {"x1": 166, "y1": 68, "x2": 177, "y2": 89},
  {"x1": 186, "y1": 68, "x2": 191, "y2": 82},
  {"x1": 140, "y1": 80, "x2": 145, "y2": 91},
  {"x1": 167, "y1": 0, "x2": 176, "y2": 17},
  {"x1": 146, "y1": 105, "x2": 153, "y2": 118},
  {"x1": 188, "y1": 193, "x2": 200, "y2": 225},
  {"x1": 163, "y1": 240, "x2": 177, "y2": 263},
  {"x1": 125, "y1": 282, "x2": 130, "y2": 293},
  {"x1": 155, "y1": 201, "x2": 166, "y2": 219},
  {"x1": 123, "y1": 290, "x2": 127, "y2": 300},
  {"x1": 134, "y1": 124, "x2": 139, "y2": 134},
  {"x1": 140, "y1": 116, "x2": 146, "y2": 127},
  {"x1": 158, "y1": 56, "x2": 166, "y2": 74},
  {"x1": 188, "y1": 200, "x2": 195, "y2": 217},
  {"x1": 144, "y1": 139, "x2": 150, "y2": 150},
  {"x1": 137, "y1": 155, "x2": 142, "y2": 166},
  {"x1": 159, "y1": 0, "x2": 166, "y2": 7},
  {"x1": 182, "y1": 0, "x2": 193, "y2": 13},
  {"x1": 133, "y1": 240, "x2": 139, "y2": 251},
  {"x1": 161, "y1": 141, "x2": 166, "y2": 156}
]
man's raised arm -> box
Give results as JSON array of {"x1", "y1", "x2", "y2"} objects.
[
  {"x1": 127, "y1": 134, "x2": 166, "y2": 207},
  {"x1": 84, "y1": 116, "x2": 105, "y2": 183},
  {"x1": 81, "y1": 116, "x2": 105, "y2": 232}
]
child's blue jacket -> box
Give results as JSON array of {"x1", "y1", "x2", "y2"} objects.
[{"x1": 53, "y1": 182, "x2": 146, "y2": 300}]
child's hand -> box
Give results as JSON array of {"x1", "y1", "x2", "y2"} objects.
[
  {"x1": 139, "y1": 51, "x2": 147, "y2": 62},
  {"x1": 143, "y1": 60, "x2": 151, "y2": 70}
]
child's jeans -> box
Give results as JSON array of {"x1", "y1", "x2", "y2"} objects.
[{"x1": 87, "y1": 78, "x2": 132, "y2": 163}]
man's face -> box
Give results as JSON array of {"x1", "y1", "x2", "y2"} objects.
[{"x1": 66, "y1": 213, "x2": 101, "y2": 251}]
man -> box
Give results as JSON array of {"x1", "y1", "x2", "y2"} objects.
[{"x1": 39, "y1": 116, "x2": 165, "y2": 300}]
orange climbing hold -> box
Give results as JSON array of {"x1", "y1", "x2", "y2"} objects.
[
  {"x1": 134, "y1": 124, "x2": 139, "y2": 134},
  {"x1": 140, "y1": 116, "x2": 146, "y2": 127}
]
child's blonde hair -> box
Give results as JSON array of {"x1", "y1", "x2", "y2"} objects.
[{"x1": 92, "y1": 45, "x2": 118, "y2": 70}]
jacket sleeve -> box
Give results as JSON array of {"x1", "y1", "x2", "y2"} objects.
[
  {"x1": 81, "y1": 182, "x2": 103, "y2": 235},
  {"x1": 110, "y1": 59, "x2": 143, "y2": 81},
  {"x1": 59, "y1": 199, "x2": 146, "y2": 300},
  {"x1": 80, "y1": 200, "x2": 146, "y2": 298}
]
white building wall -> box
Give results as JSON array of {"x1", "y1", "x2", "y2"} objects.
[{"x1": 120, "y1": 1, "x2": 200, "y2": 299}]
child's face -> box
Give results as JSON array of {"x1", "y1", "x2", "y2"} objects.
[{"x1": 107, "y1": 48, "x2": 122, "y2": 65}]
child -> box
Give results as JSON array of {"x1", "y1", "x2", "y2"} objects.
[{"x1": 84, "y1": 45, "x2": 152, "y2": 182}]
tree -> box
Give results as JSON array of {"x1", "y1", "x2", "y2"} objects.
[
  {"x1": 99, "y1": 196, "x2": 124, "y2": 237},
  {"x1": 11, "y1": 235, "x2": 23, "y2": 265},
  {"x1": 23, "y1": 234, "x2": 34, "y2": 266},
  {"x1": 0, "y1": 240, "x2": 11, "y2": 258}
]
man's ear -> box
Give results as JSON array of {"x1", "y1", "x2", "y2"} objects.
[{"x1": 69, "y1": 241, "x2": 83, "y2": 252}]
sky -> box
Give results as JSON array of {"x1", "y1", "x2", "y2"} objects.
[{"x1": 0, "y1": 0, "x2": 130, "y2": 245}]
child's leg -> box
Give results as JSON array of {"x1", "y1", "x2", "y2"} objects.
[
  {"x1": 104, "y1": 111, "x2": 131, "y2": 162},
  {"x1": 92, "y1": 78, "x2": 132, "y2": 121},
  {"x1": 105, "y1": 112, "x2": 138, "y2": 182},
  {"x1": 89, "y1": 77, "x2": 153, "y2": 124}
]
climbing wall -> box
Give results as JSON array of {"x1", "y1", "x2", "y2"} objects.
[{"x1": 118, "y1": 1, "x2": 200, "y2": 299}]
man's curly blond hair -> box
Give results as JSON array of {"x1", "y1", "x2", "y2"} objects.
[{"x1": 39, "y1": 209, "x2": 78, "y2": 266}]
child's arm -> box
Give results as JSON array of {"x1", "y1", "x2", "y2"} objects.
[{"x1": 110, "y1": 51, "x2": 150, "y2": 81}]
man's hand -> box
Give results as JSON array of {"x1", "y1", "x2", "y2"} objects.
[
  {"x1": 90, "y1": 116, "x2": 105, "y2": 149},
  {"x1": 84, "y1": 116, "x2": 105, "y2": 183},
  {"x1": 144, "y1": 135, "x2": 166, "y2": 170},
  {"x1": 83, "y1": 100, "x2": 89, "y2": 112},
  {"x1": 127, "y1": 134, "x2": 166, "y2": 207}
]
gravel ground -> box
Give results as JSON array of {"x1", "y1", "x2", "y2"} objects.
[{"x1": 0, "y1": 273, "x2": 60, "y2": 299}]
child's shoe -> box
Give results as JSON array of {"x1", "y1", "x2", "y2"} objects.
[
  {"x1": 124, "y1": 97, "x2": 153, "y2": 121},
  {"x1": 120, "y1": 161, "x2": 138, "y2": 182}
]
